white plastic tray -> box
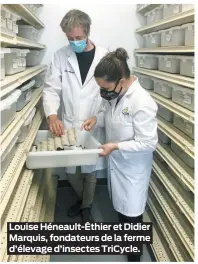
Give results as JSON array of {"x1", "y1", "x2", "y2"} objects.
[{"x1": 26, "y1": 130, "x2": 102, "y2": 169}]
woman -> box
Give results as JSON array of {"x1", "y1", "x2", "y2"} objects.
[{"x1": 82, "y1": 48, "x2": 158, "y2": 262}]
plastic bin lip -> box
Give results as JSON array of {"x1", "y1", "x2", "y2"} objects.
[
  {"x1": 145, "y1": 4, "x2": 163, "y2": 16},
  {"x1": 19, "y1": 79, "x2": 35, "y2": 92},
  {"x1": 5, "y1": 48, "x2": 21, "y2": 54},
  {"x1": 1, "y1": 132, "x2": 20, "y2": 161},
  {"x1": 155, "y1": 5, "x2": 164, "y2": 10},
  {"x1": 144, "y1": 31, "x2": 160, "y2": 36},
  {"x1": 153, "y1": 78, "x2": 171, "y2": 85},
  {"x1": 177, "y1": 56, "x2": 194, "y2": 61},
  {"x1": 162, "y1": 26, "x2": 182, "y2": 32},
  {"x1": 28, "y1": 50, "x2": 44, "y2": 54},
  {"x1": 0, "y1": 48, "x2": 11, "y2": 54},
  {"x1": 18, "y1": 25, "x2": 37, "y2": 30},
  {"x1": 23, "y1": 107, "x2": 36, "y2": 126},
  {"x1": 0, "y1": 48, "x2": 11, "y2": 58},
  {"x1": 138, "y1": 75, "x2": 150, "y2": 80},
  {"x1": 150, "y1": 31, "x2": 161, "y2": 35},
  {"x1": 181, "y1": 23, "x2": 194, "y2": 29},
  {"x1": 28, "y1": 149, "x2": 102, "y2": 156},
  {"x1": 20, "y1": 49, "x2": 30, "y2": 54},
  {"x1": 0, "y1": 90, "x2": 22, "y2": 111},
  {"x1": 156, "y1": 55, "x2": 181, "y2": 59},
  {"x1": 136, "y1": 54, "x2": 157, "y2": 57},
  {"x1": 172, "y1": 84, "x2": 194, "y2": 93}
]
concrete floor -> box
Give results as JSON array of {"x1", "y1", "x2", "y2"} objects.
[{"x1": 50, "y1": 185, "x2": 152, "y2": 262}]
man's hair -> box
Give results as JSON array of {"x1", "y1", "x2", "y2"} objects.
[{"x1": 60, "y1": 9, "x2": 91, "y2": 36}]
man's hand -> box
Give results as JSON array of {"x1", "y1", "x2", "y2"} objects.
[
  {"x1": 48, "y1": 114, "x2": 64, "y2": 137},
  {"x1": 81, "y1": 116, "x2": 97, "y2": 131},
  {"x1": 99, "y1": 143, "x2": 118, "y2": 157}
]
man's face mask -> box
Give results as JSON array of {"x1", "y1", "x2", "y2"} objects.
[
  {"x1": 100, "y1": 79, "x2": 122, "y2": 101},
  {"x1": 69, "y1": 39, "x2": 87, "y2": 53}
]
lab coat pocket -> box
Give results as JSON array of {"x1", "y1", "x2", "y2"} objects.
[
  {"x1": 120, "y1": 116, "x2": 133, "y2": 141},
  {"x1": 123, "y1": 114, "x2": 133, "y2": 127}
]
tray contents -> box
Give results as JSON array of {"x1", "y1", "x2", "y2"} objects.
[{"x1": 35, "y1": 128, "x2": 85, "y2": 151}]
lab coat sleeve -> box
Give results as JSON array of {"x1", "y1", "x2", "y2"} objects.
[
  {"x1": 42, "y1": 52, "x2": 62, "y2": 118},
  {"x1": 118, "y1": 103, "x2": 158, "y2": 155},
  {"x1": 95, "y1": 112, "x2": 105, "y2": 127},
  {"x1": 95, "y1": 99, "x2": 108, "y2": 128}
]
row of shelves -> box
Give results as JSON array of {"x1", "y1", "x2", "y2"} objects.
[
  {"x1": 3, "y1": 4, "x2": 44, "y2": 29},
  {"x1": 144, "y1": 209, "x2": 175, "y2": 262},
  {"x1": 9, "y1": 169, "x2": 57, "y2": 262},
  {"x1": 136, "y1": 9, "x2": 194, "y2": 34},
  {"x1": 149, "y1": 180, "x2": 194, "y2": 259},
  {"x1": 0, "y1": 65, "x2": 47, "y2": 98},
  {"x1": 0, "y1": 87, "x2": 43, "y2": 157},
  {"x1": 150, "y1": 91, "x2": 194, "y2": 123},
  {"x1": 133, "y1": 68, "x2": 195, "y2": 162},
  {"x1": 147, "y1": 194, "x2": 192, "y2": 261},
  {"x1": 0, "y1": 33, "x2": 46, "y2": 49},
  {"x1": 7, "y1": 170, "x2": 43, "y2": 262},
  {"x1": 156, "y1": 142, "x2": 194, "y2": 193},
  {"x1": 0, "y1": 108, "x2": 43, "y2": 219},
  {"x1": 135, "y1": 46, "x2": 194, "y2": 54},
  {"x1": 1, "y1": 6, "x2": 53, "y2": 263},
  {"x1": 1, "y1": 169, "x2": 34, "y2": 261},
  {"x1": 136, "y1": 4, "x2": 160, "y2": 14},
  {"x1": 2, "y1": 169, "x2": 57, "y2": 262},
  {"x1": 136, "y1": 5, "x2": 195, "y2": 262},
  {"x1": 157, "y1": 116, "x2": 194, "y2": 158},
  {"x1": 133, "y1": 67, "x2": 194, "y2": 89},
  {"x1": 1, "y1": 4, "x2": 45, "y2": 49},
  {"x1": 153, "y1": 156, "x2": 194, "y2": 226}
]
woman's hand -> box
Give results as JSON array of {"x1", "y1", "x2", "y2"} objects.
[
  {"x1": 81, "y1": 116, "x2": 97, "y2": 131},
  {"x1": 99, "y1": 143, "x2": 118, "y2": 157},
  {"x1": 48, "y1": 114, "x2": 64, "y2": 137}
]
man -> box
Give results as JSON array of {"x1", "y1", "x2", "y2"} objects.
[{"x1": 42, "y1": 9, "x2": 107, "y2": 222}]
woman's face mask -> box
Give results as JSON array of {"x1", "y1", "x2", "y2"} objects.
[
  {"x1": 69, "y1": 39, "x2": 87, "y2": 53},
  {"x1": 100, "y1": 79, "x2": 122, "y2": 101}
]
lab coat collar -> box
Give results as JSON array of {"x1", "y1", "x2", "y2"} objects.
[
  {"x1": 125, "y1": 76, "x2": 139, "y2": 96},
  {"x1": 66, "y1": 41, "x2": 99, "y2": 87},
  {"x1": 83, "y1": 42, "x2": 98, "y2": 87},
  {"x1": 67, "y1": 45, "x2": 82, "y2": 86}
]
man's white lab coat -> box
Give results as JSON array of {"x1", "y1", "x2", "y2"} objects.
[{"x1": 43, "y1": 45, "x2": 107, "y2": 174}]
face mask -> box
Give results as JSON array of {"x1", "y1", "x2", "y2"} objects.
[
  {"x1": 100, "y1": 79, "x2": 122, "y2": 101},
  {"x1": 69, "y1": 39, "x2": 87, "y2": 53}
]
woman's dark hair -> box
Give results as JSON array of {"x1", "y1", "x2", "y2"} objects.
[{"x1": 94, "y1": 48, "x2": 130, "y2": 82}]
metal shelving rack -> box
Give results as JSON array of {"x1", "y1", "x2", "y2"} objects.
[
  {"x1": 0, "y1": 65, "x2": 47, "y2": 98},
  {"x1": 0, "y1": 5, "x2": 57, "y2": 262},
  {"x1": 135, "y1": 4, "x2": 195, "y2": 262},
  {"x1": 134, "y1": 46, "x2": 194, "y2": 53},
  {"x1": 136, "y1": 9, "x2": 194, "y2": 34},
  {"x1": 3, "y1": 4, "x2": 45, "y2": 29},
  {"x1": 133, "y1": 67, "x2": 194, "y2": 88}
]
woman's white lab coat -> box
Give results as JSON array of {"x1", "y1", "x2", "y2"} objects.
[
  {"x1": 42, "y1": 45, "x2": 107, "y2": 174},
  {"x1": 96, "y1": 78, "x2": 158, "y2": 216}
]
